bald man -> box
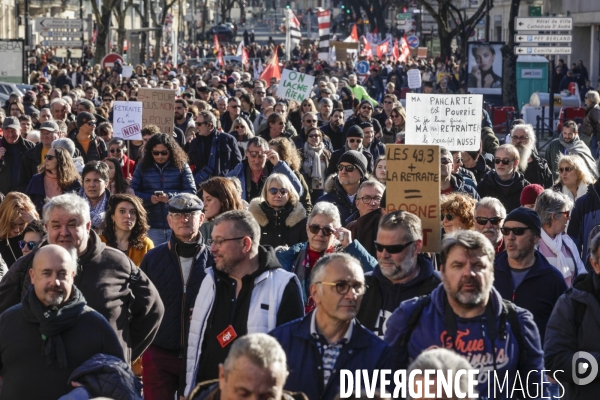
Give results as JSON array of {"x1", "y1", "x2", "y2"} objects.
[{"x1": 0, "y1": 245, "x2": 124, "y2": 399}]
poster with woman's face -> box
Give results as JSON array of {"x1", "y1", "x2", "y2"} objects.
[{"x1": 467, "y1": 42, "x2": 504, "y2": 95}]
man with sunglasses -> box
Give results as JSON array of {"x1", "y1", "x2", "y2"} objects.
[
  {"x1": 493, "y1": 207, "x2": 567, "y2": 343},
  {"x1": 439, "y1": 146, "x2": 479, "y2": 199},
  {"x1": 357, "y1": 210, "x2": 440, "y2": 338},
  {"x1": 68, "y1": 111, "x2": 108, "y2": 163},
  {"x1": 545, "y1": 120, "x2": 597, "y2": 180},
  {"x1": 373, "y1": 94, "x2": 396, "y2": 130},
  {"x1": 270, "y1": 253, "x2": 394, "y2": 400},
  {"x1": 326, "y1": 126, "x2": 374, "y2": 177},
  {"x1": 342, "y1": 100, "x2": 382, "y2": 138},
  {"x1": 320, "y1": 108, "x2": 345, "y2": 151},
  {"x1": 474, "y1": 197, "x2": 507, "y2": 253}
]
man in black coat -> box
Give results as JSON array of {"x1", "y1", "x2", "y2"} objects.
[
  {"x1": 342, "y1": 100, "x2": 382, "y2": 137},
  {"x1": 511, "y1": 124, "x2": 553, "y2": 188},
  {"x1": 0, "y1": 116, "x2": 35, "y2": 195}
]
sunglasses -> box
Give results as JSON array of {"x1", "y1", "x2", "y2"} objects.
[
  {"x1": 229, "y1": 104, "x2": 241, "y2": 108},
  {"x1": 304, "y1": 119, "x2": 316, "y2": 123},
  {"x1": 103, "y1": 99, "x2": 112, "y2": 102},
  {"x1": 500, "y1": 227, "x2": 531, "y2": 236},
  {"x1": 337, "y1": 165, "x2": 356, "y2": 173},
  {"x1": 44, "y1": 154, "x2": 55, "y2": 161},
  {"x1": 268, "y1": 187, "x2": 289, "y2": 196},
  {"x1": 391, "y1": 114, "x2": 401, "y2": 118},
  {"x1": 494, "y1": 158, "x2": 513, "y2": 165},
  {"x1": 110, "y1": 148, "x2": 123, "y2": 153},
  {"x1": 88, "y1": 121, "x2": 97, "y2": 126},
  {"x1": 361, "y1": 106, "x2": 373, "y2": 110},
  {"x1": 234, "y1": 126, "x2": 245, "y2": 130},
  {"x1": 374, "y1": 240, "x2": 415, "y2": 254},
  {"x1": 18, "y1": 240, "x2": 37, "y2": 250},
  {"x1": 475, "y1": 217, "x2": 503, "y2": 226},
  {"x1": 440, "y1": 158, "x2": 452, "y2": 165},
  {"x1": 348, "y1": 139, "x2": 362, "y2": 144},
  {"x1": 440, "y1": 214, "x2": 454, "y2": 221},
  {"x1": 308, "y1": 134, "x2": 321, "y2": 139},
  {"x1": 558, "y1": 166, "x2": 574, "y2": 173},
  {"x1": 308, "y1": 224, "x2": 336, "y2": 236},
  {"x1": 454, "y1": 158, "x2": 463, "y2": 163},
  {"x1": 248, "y1": 150, "x2": 266, "y2": 158},
  {"x1": 152, "y1": 150, "x2": 169, "y2": 156},
  {"x1": 383, "y1": 101, "x2": 393, "y2": 104}
]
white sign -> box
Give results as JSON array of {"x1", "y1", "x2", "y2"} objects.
[
  {"x1": 515, "y1": 17, "x2": 572, "y2": 31},
  {"x1": 405, "y1": 94, "x2": 483, "y2": 151},
  {"x1": 40, "y1": 31, "x2": 83, "y2": 38},
  {"x1": 515, "y1": 34, "x2": 571, "y2": 43},
  {"x1": 122, "y1": 65, "x2": 133, "y2": 78},
  {"x1": 42, "y1": 40, "x2": 83, "y2": 48},
  {"x1": 407, "y1": 69, "x2": 422, "y2": 89},
  {"x1": 521, "y1": 69, "x2": 543, "y2": 78},
  {"x1": 35, "y1": 18, "x2": 83, "y2": 31},
  {"x1": 113, "y1": 101, "x2": 143, "y2": 140},
  {"x1": 55, "y1": 48, "x2": 83, "y2": 58},
  {"x1": 275, "y1": 69, "x2": 315, "y2": 102},
  {"x1": 0, "y1": 40, "x2": 24, "y2": 84},
  {"x1": 514, "y1": 46, "x2": 572, "y2": 55}
]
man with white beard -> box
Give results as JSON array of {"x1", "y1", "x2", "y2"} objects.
[
  {"x1": 474, "y1": 197, "x2": 507, "y2": 253},
  {"x1": 510, "y1": 124, "x2": 553, "y2": 188}
]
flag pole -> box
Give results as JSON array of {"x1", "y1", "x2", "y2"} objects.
[{"x1": 286, "y1": 11, "x2": 291, "y2": 61}]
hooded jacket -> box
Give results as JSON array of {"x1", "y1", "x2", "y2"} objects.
[
  {"x1": 248, "y1": 198, "x2": 308, "y2": 248},
  {"x1": 567, "y1": 180, "x2": 600, "y2": 260},
  {"x1": 0, "y1": 231, "x2": 165, "y2": 363},
  {"x1": 316, "y1": 175, "x2": 366, "y2": 223},
  {"x1": 384, "y1": 285, "x2": 546, "y2": 399},
  {"x1": 493, "y1": 250, "x2": 568, "y2": 343},
  {"x1": 477, "y1": 170, "x2": 530, "y2": 213},
  {"x1": 357, "y1": 255, "x2": 441, "y2": 338},
  {"x1": 449, "y1": 173, "x2": 480, "y2": 200}
]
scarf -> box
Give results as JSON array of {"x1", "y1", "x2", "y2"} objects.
[
  {"x1": 540, "y1": 230, "x2": 581, "y2": 279},
  {"x1": 78, "y1": 188, "x2": 108, "y2": 229},
  {"x1": 558, "y1": 137, "x2": 599, "y2": 178},
  {"x1": 303, "y1": 141, "x2": 325, "y2": 182},
  {"x1": 561, "y1": 182, "x2": 588, "y2": 203},
  {"x1": 21, "y1": 285, "x2": 86, "y2": 369},
  {"x1": 173, "y1": 233, "x2": 204, "y2": 258}
]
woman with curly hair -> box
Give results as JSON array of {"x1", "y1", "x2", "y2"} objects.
[
  {"x1": 269, "y1": 137, "x2": 312, "y2": 213},
  {"x1": 100, "y1": 194, "x2": 154, "y2": 266},
  {"x1": 440, "y1": 193, "x2": 477, "y2": 234},
  {"x1": 198, "y1": 177, "x2": 245, "y2": 240},
  {"x1": 131, "y1": 133, "x2": 195, "y2": 245},
  {"x1": 0, "y1": 192, "x2": 39, "y2": 267}
]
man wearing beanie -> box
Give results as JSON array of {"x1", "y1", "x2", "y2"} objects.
[
  {"x1": 520, "y1": 184, "x2": 544, "y2": 209},
  {"x1": 493, "y1": 207, "x2": 567, "y2": 342},
  {"x1": 68, "y1": 111, "x2": 108, "y2": 163},
  {"x1": 326, "y1": 125, "x2": 373, "y2": 176},
  {"x1": 342, "y1": 99, "x2": 383, "y2": 137},
  {"x1": 317, "y1": 150, "x2": 369, "y2": 222},
  {"x1": 461, "y1": 150, "x2": 490, "y2": 184}
]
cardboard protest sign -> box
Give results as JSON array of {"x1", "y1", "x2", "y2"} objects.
[
  {"x1": 405, "y1": 94, "x2": 483, "y2": 151},
  {"x1": 113, "y1": 101, "x2": 143, "y2": 140},
  {"x1": 276, "y1": 69, "x2": 315, "y2": 102},
  {"x1": 137, "y1": 88, "x2": 177, "y2": 136},
  {"x1": 385, "y1": 144, "x2": 441, "y2": 252}
]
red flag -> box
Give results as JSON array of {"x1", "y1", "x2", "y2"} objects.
[
  {"x1": 242, "y1": 48, "x2": 249, "y2": 68},
  {"x1": 350, "y1": 24, "x2": 359, "y2": 42},
  {"x1": 361, "y1": 37, "x2": 373, "y2": 60},
  {"x1": 216, "y1": 49, "x2": 224, "y2": 67},
  {"x1": 392, "y1": 39, "x2": 400, "y2": 62},
  {"x1": 260, "y1": 48, "x2": 281, "y2": 82},
  {"x1": 376, "y1": 42, "x2": 389, "y2": 59},
  {"x1": 399, "y1": 35, "x2": 410, "y2": 62},
  {"x1": 214, "y1": 34, "x2": 221, "y2": 54}
]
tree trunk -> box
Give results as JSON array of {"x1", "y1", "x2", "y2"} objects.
[
  {"x1": 438, "y1": 29, "x2": 453, "y2": 59},
  {"x1": 502, "y1": 0, "x2": 521, "y2": 109},
  {"x1": 117, "y1": 16, "x2": 127, "y2": 55},
  {"x1": 94, "y1": 10, "x2": 113, "y2": 65}
]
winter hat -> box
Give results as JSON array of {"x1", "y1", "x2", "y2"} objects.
[
  {"x1": 226, "y1": 77, "x2": 236, "y2": 85},
  {"x1": 520, "y1": 184, "x2": 544, "y2": 207},
  {"x1": 504, "y1": 207, "x2": 542, "y2": 237},
  {"x1": 346, "y1": 125, "x2": 364, "y2": 139},
  {"x1": 465, "y1": 151, "x2": 479, "y2": 160},
  {"x1": 338, "y1": 150, "x2": 368, "y2": 177},
  {"x1": 359, "y1": 100, "x2": 373, "y2": 109},
  {"x1": 76, "y1": 112, "x2": 96, "y2": 128}
]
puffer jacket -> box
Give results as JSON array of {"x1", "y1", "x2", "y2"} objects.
[
  {"x1": 581, "y1": 103, "x2": 600, "y2": 142},
  {"x1": 316, "y1": 175, "x2": 367, "y2": 223},
  {"x1": 248, "y1": 198, "x2": 308, "y2": 248},
  {"x1": 140, "y1": 235, "x2": 213, "y2": 354},
  {"x1": 131, "y1": 160, "x2": 195, "y2": 229}
]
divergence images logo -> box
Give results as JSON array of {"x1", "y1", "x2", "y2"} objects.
[{"x1": 572, "y1": 351, "x2": 598, "y2": 385}]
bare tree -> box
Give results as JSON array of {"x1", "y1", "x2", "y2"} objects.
[
  {"x1": 113, "y1": 0, "x2": 135, "y2": 55},
  {"x1": 90, "y1": 0, "x2": 121, "y2": 63},
  {"x1": 501, "y1": 0, "x2": 520, "y2": 109}
]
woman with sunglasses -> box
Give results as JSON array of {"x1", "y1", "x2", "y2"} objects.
[
  {"x1": 248, "y1": 174, "x2": 308, "y2": 248},
  {"x1": 104, "y1": 157, "x2": 135, "y2": 195},
  {"x1": 100, "y1": 194, "x2": 154, "y2": 266},
  {"x1": 288, "y1": 98, "x2": 317, "y2": 135},
  {"x1": 299, "y1": 127, "x2": 331, "y2": 201},
  {"x1": 552, "y1": 155, "x2": 594, "y2": 203},
  {"x1": 229, "y1": 116, "x2": 254, "y2": 153},
  {"x1": 106, "y1": 138, "x2": 136, "y2": 183},
  {"x1": 535, "y1": 189, "x2": 585, "y2": 287},
  {"x1": 440, "y1": 193, "x2": 477, "y2": 234},
  {"x1": 0, "y1": 193, "x2": 39, "y2": 268},
  {"x1": 382, "y1": 106, "x2": 406, "y2": 144},
  {"x1": 131, "y1": 133, "x2": 195, "y2": 245},
  {"x1": 25, "y1": 145, "x2": 81, "y2": 214},
  {"x1": 269, "y1": 138, "x2": 313, "y2": 213},
  {"x1": 19, "y1": 219, "x2": 46, "y2": 258}
]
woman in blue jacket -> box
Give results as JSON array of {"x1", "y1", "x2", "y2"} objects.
[{"x1": 131, "y1": 133, "x2": 195, "y2": 245}]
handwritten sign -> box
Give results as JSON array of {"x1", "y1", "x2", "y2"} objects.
[
  {"x1": 122, "y1": 65, "x2": 133, "y2": 78},
  {"x1": 405, "y1": 94, "x2": 483, "y2": 151},
  {"x1": 407, "y1": 69, "x2": 422, "y2": 89},
  {"x1": 385, "y1": 144, "x2": 441, "y2": 252},
  {"x1": 276, "y1": 69, "x2": 315, "y2": 102},
  {"x1": 113, "y1": 101, "x2": 143, "y2": 140},
  {"x1": 137, "y1": 88, "x2": 177, "y2": 137}
]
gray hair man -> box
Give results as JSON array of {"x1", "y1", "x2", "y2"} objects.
[
  {"x1": 345, "y1": 179, "x2": 385, "y2": 253},
  {"x1": 510, "y1": 123, "x2": 553, "y2": 188},
  {"x1": 474, "y1": 197, "x2": 507, "y2": 253},
  {"x1": 545, "y1": 120, "x2": 597, "y2": 180},
  {"x1": 0, "y1": 193, "x2": 164, "y2": 364},
  {"x1": 317, "y1": 98, "x2": 333, "y2": 124},
  {"x1": 183, "y1": 210, "x2": 304, "y2": 397}
]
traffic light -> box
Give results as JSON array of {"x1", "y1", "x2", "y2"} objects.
[
  {"x1": 346, "y1": 7, "x2": 351, "y2": 14},
  {"x1": 286, "y1": 2, "x2": 290, "y2": 8}
]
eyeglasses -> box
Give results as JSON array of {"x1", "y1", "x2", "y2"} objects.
[
  {"x1": 88, "y1": 121, "x2": 97, "y2": 126},
  {"x1": 207, "y1": 236, "x2": 246, "y2": 247},
  {"x1": 500, "y1": 227, "x2": 531, "y2": 236},
  {"x1": 558, "y1": 166, "x2": 574, "y2": 173},
  {"x1": 440, "y1": 214, "x2": 454, "y2": 221},
  {"x1": 152, "y1": 150, "x2": 169, "y2": 156},
  {"x1": 273, "y1": 121, "x2": 284, "y2": 125},
  {"x1": 314, "y1": 281, "x2": 368, "y2": 296},
  {"x1": 383, "y1": 101, "x2": 393, "y2": 104},
  {"x1": 361, "y1": 106, "x2": 373, "y2": 110},
  {"x1": 308, "y1": 134, "x2": 321, "y2": 139},
  {"x1": 374, "y1": 240, "x2": 415, "y2": 254},
  {"x1": 302, "y1": 103, "x2": 311, "y2": 107},
  {"x1": 337, "y1": 164, "x2": 356, "y2": 173},
  {"x1": 557, "y1": 211, "x2": 570, "y2": 218},
  {"x1": 304, "y1": 119, "x2": 316, "y2": 123},
  {"x1": 308, "y1": 224, "x2": 335, "y2": 236},
  {"x1": 440, "y1": 158, "x2": 452, "y2": 165},
  {"x1": 511, "y1": 135, "x2": 529, "y2": 142},
  {"x1": 494, "y1": 158, "x2": 513, "y2": 165},
  {"x1": 110, "y1": 148, "x2": 123, "y2": 153},
  {"x1": 475, "y1": 217, "x2": 503, "y2": 226},
  {"x1": 268, "y1": 187, "x2": 289, "y2": 196},
  {"x1": 234, "y1": 126, "x2": 245, "y2": 130},
  {"x1": 44, "y1": 154, "x2": 56, "y2": 161},
  {"x1": 248, "y1": 150, "x2": 266, "y2": 158},
  {"x1": 454, "y1": 158, "x2": 463, "y2": 164},
  {"x1": 229, "y1": 104, "x2": 241, "y2": 108},
  {"x1": 358, "y1": 196, "x2": 382, "y2": 204},
  {"x1": 169, "y1": 211, "x2": 201, "y2": 219},
  {"x1": 348, "y1": 139, "x2": 362, "y2": 144},
  {"x1": 18, "y1": 240, "x2": 37, "y2": 250},
  {"x1": 103, "y1": 99, "x2": 112, "y2": 102}
]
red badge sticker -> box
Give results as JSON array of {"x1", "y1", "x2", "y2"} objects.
[{"x1": 217, "y1": 325, "x2": 238, "y2": 348}]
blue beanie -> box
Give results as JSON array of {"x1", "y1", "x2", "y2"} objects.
[{"x1": 504, "y1": 207, "x2": 542, "y2": 237}]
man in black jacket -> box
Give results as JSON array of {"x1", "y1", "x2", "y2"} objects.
[
  {"x1": 220, "y1": 97, "x2": 255, "y2": 134},
  {"x1": 0, "y1": 193, "x2": 164, "y2": 364},
  {"x1": 0, "y1": 245, "x2": 124, "y2": 399},
  {"x1": 511, "y1": 124, "x2": 553, "y2": 188},
  {"x1": 357, "y1": 210, "x2": 441, "y2": 338},
  {"x1": 342, "y1": 100, "x2": 383, "y2": 137},
  {"x1": 140, "y1": 193, "x2": 213, "y2": 400},
  {"x1": 0, "y1": 116, "x2": 35, "y2": 195}
]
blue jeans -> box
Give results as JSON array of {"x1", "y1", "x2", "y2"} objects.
[{"x1": 147, "y1": 228, "x2": 171, "y2": 246}]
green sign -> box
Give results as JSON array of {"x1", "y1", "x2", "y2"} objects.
[
  {"x1": 397, "y1": 13, "x2": 412, "y2": 20},
  {"x1": 529, "y1": 6, "x2": 542, "y2": 17},
  {"x1": 427, "y1": 38, "x2": 440, "y2": 56}
]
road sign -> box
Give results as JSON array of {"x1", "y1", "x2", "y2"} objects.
[
  {"x1": 515, "y1": 34, "x2": 571, "y2": 43},
  {"x1": 35, "y1": 18, "x2": 83, "y2": 31},
  {"x1": 514, "y1": 46, "x2": 572, "y2": 55},
  {"x1": 515, "y1": 17, "x2": 572, "y2": 31},
  {"x1": 397, "y1": 13, "x2": 412, "y2": 20},
  {"x1": 355, "y1": 60, "x2": 369, "y2": 75},
  {"x1": 40, "y1": 31, "x2": 83, "y2": 38},
  {"x1": 407, "y1": 35, "x2": 419, "y2": 49},
  {"x1": 55, "y1": 48, "x2": 83, "y2": 58},
  {"x1": 101, "y1": 53, "x2": 124, "y2": 69},
  {"x1": 42, "y1": 40, "x2": 83, "y2": 47}
]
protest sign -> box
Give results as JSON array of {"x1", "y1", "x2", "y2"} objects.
[
  {"x1": 407, "y1": 69, "x2": 421, "y2": 89},
  {"x1": 113, "y1": 101, "x2": 143, "y2": 140},
  {"x1": 137, "y1": 88, "x2": 176, "y2": 136},
  {"x1": 385, "y1": 144, "x2": 441, "y2": 252},
  {"x1": 122, "y1": 65, "x2": 133, "y2": 78},
  {"x1": 405, "y1": 94, "x2": 483, "y2": 151},
  {"x1": 276, "y1": 69, "x2": 315, "y2": 102}
]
